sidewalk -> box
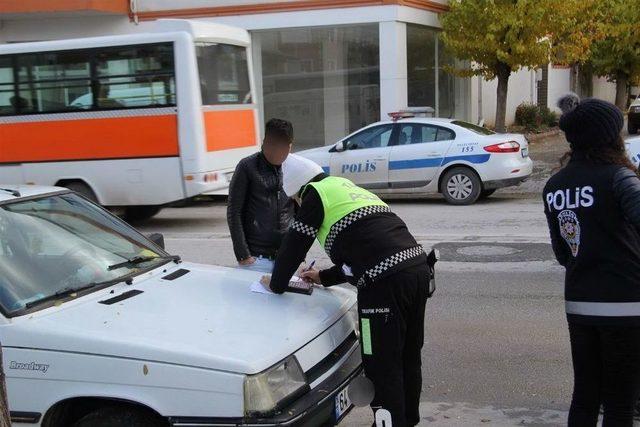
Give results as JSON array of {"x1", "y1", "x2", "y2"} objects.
[{"x1": 342, "y1": 402, "x2": 640, "y2": 426}]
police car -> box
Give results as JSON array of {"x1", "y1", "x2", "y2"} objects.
[{"x1": 298, "y1": 110, "x2": 533, "y2": 205}]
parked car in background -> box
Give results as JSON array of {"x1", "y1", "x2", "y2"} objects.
[
  {"x1": 628, "y1": 99, "x2": 640, "y2": 135},
  {"x1": 298, "y1": 111, "x2": 533, "y2": 205},
  {"x1": 0, "y1": 185, "x2": 360, "y2": 427},
  {"x1": 626, "y1": 135, "x2": 640, "y2": 166}
]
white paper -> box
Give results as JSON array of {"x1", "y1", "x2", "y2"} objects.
[
  {"x1": 250, "y1": 276, "x2": 304, "y2": 294},
  {"x1": 250, "y1": 281, "x2": 275, "y2": 294}
]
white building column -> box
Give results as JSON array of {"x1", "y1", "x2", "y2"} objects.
[{"x1": 379, "y1": 21, "x2": 407, "y2": 120}]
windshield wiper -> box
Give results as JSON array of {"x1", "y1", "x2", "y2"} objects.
[
  {"x1": 24, "y1": 282, "x2": 101, "y2": 309},
  {"x1": 107, "y1": 255, "x2": 181, "y2": 271},
  {"x1": 23, "y1": 274, "x2": 140, "y2": 310}
]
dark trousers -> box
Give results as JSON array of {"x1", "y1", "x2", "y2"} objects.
[
  {"x1": 357, "y1": 265, "x2": 429, "y2": 427},
  {"x1": 568, "y1": 322, "x2": 640, "y2": 427}
]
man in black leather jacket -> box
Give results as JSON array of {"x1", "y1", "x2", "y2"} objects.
[{"x1": 226, "y1": 119, "x2": 296, "y2": 272}]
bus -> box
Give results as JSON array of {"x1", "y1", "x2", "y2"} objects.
[{"x1": 0, "y1": 20, "x2": 259, "y2": 221}]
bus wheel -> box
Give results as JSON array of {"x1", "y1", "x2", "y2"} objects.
[
  {"x1": 62, "y1": 181, "x2": 98, "y2": 203},
  {"x1": 124, "y1": 206, "x2": 162, "y2": 223}
]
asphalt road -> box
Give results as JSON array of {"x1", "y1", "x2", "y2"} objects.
[{"x1": 133, "y1": 195, "x2": 585, "y2": 426}]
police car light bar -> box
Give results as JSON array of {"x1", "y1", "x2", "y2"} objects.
[{"x1": 388, "y1": 107, "x2": 435, "y2": 121}]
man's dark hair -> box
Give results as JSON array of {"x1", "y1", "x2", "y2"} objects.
[{"x1": 264, "y1": 118, "x2": 294, "y2": 144}]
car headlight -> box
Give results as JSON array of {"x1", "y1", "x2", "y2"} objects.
[{"x1": 244, "y1": 355, "x2": 308, "y2": 416}]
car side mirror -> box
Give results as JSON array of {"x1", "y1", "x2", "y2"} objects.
[
  {"x1": 148, "y1": 233, "x2": 165, "y2": 250},
  {"x1": 335, "y1": 141, "x2": 347, "y2": 152}
]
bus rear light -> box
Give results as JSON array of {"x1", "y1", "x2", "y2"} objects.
[
  {"x1": 184, "y1": 175, "x2": 194, "y2": 181},
  {"x1": 483, "y1": 141, "x2": 520, "y2": 153},
  {"x1": 204, "y1": 173, "x2": 218, "y2": 183}
]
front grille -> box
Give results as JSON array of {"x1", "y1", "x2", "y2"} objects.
[{"x1": 305, "y1": 332, "x2": 358, "y2": 384}]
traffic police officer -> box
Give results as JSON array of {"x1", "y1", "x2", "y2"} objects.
[
  {"x1": 261, "y1": 154, "x2": 436, "y2": 427},
  {"x1": 544, "y1": 93, "x2": 640, "y2": 426}
]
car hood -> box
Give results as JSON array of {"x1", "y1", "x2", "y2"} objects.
[{"x1": 2, "y1": 263, "x2": 356, "y2": 374}]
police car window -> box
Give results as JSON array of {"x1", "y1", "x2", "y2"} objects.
[
  {"x1": 398, "y1": 124, "x2": 441, "y2": 145},
  {"x1": 436, "y1": 128, "x2": 455, "y2": 141},
  {"x1": 346, "y1": 125, "x2": 393, "y2": 150}
]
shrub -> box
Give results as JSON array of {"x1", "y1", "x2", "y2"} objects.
[
  {"x1": 515, "y1": 103, "x2": 559, "y2": 132},
  {"x1": 515, "y1": 103, "x2": 542, "y2": 132},
  {"x1": 539, "y1": 105, "x2": 559, "y2": 127}
]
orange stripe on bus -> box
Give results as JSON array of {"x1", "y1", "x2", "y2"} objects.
[
  {"x1": 203, "y1": 109, "x2": 257, "y2": 152},
  {"x1": 0, "y1": 114, "x2": 179, "y2": 163}
]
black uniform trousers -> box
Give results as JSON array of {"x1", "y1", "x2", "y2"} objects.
[
  {"x1": 568, "y1": 322, "x2": 640, "y2": 427},
  {"x1": 357, "y1": 264, "x2": 429, "y2": 427}
]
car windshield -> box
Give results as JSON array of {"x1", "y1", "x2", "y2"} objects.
[
  {"x1": 0, "y1": 192, "x2": 170, "y2": 316},
  {"x1": 451, "y1": 120, "x2": 495, "y2": 136}
]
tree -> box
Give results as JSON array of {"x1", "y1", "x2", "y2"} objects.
[
  {"x1": 441, "y1": 0, "x2": 596, "y2": 132},
  {"x1": 589, "y1": 0, "x2": 640, "y2": 110}
]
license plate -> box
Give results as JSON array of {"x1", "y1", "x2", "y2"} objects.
[
  {"x1": 334, "y1": 387, "x2": 352, "y2": 421},
  {"x1": 521, "y1": 147, "x2": 529, "y2": 158}
]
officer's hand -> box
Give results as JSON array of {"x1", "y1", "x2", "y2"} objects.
[{"x1": 300, "y1": 269, "x2": 321, "y2": 284}]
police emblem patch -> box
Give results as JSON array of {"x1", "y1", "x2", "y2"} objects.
[{"x1": 558, "y1": 210, "x2": 581, "y2": 257}]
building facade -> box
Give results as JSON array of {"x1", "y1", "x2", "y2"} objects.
[{"x1": 0, "y1": 0, "x2": 610, "y2": 149}]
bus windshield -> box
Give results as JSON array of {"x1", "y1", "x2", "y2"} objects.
[{"x1": 196, "y1": 43, "x2": 251, "y2": 105}]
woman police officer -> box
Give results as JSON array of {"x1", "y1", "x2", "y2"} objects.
[{"x1": 544, "y1": 93, "x2": 640, "y2": 426}]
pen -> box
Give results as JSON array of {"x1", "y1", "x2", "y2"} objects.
[{"x1": 304, "y1": 260, "x2": 316, "y2": 272}]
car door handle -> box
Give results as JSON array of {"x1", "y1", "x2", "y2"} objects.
[
  {"x1": 373, "y1": 158, "x2": 386, "y2": 161},
  {"x1": 426, "y1": 152, "x2": 440, "y2": 156}
]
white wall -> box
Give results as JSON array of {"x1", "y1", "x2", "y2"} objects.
[
  {"x1": 480, "y1": 68, "x2": 536, "y2": 127},
  {"x1": 547, "y1": 66, "x2": 571, "y2": 113},
  {"x1": 593, "y1": 76, "x2": 617, "y2": 104}
]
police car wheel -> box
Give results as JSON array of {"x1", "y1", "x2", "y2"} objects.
[{"x1": 441, "y1": 167, "x2": 481, "y2": 205}]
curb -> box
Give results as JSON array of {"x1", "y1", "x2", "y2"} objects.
[{"x1": 525, "y1": 128, "x2": 561, "y2": 142}]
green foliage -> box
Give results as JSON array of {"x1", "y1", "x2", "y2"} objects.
[
  {"x1": 515, "y1": 103, "x2": 558, "y2": 132},
  {"x1": 440, "y1": 0, "x2": 596, "y2": 80},
  {"x1": 589, "y1": 0, "x2": 640, "y2": 85}
]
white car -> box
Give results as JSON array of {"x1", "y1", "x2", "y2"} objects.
[
  {"x1": 0, "y1": 185, "x2": 360, "y2": 426},
  {"x1": 626, "y1": 135, "x2": 640, "y2": 166},
  {"x1": 298, "y1": 114, "x2": 533, "y2": 205}
]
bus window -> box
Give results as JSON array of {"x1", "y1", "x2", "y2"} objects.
[
  {"x1": 0, "y1": 57, "x2": 15, "y2": 115},
  {"x1": 95, "y1": 43, "x2": 176, "y2": 108},
  {"x1": 16, "y1": 51, "x2": 92, "y2": 114},
  {"x1": 196, "y1": 43, "x2": 251, "y2": 105}
]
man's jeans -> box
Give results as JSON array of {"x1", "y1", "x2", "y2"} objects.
[{"x1": 238, "y1": 256, "x2": 274, "y2": 274}]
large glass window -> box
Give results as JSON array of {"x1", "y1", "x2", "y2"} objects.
[
  {"x1": 407, "y1": 24, "x2": 468, "y2": 120},
  {"x1": 256, "y1": 24, "x2": 380, "y2": 150},
  {"x1": 196, "y1": 43, "x2": 251, "y2": 105},
  {"x1": 407, "y1": 25, "x2": 436, "y2": 111}
]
